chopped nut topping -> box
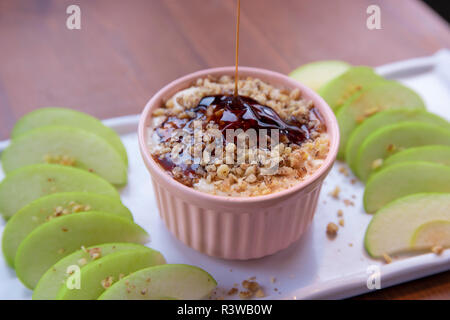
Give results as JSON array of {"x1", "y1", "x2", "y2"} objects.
[
  {"x1": 255, "y1": 289, "x2": 265, "y2": 298},
  {"x1": 78, "y1": 258, "x2": 87, "y2": 266},
  {"x1": 242, "y1": 280, "x2": 260, "y2": 292},
  {"x1": 383, "y1": 253, "x2": 392, "y2": 264},
  {"x1": 228, "y1": 288, "x2": 238, "y2": 295},
  {"x1": 329, "y1": 186, "x2": 341, "y2": 199},
  {"x1": 326, "y1": 222, "x2": 339, "y2": 238},
  {"x1": 339, "y1": 166, "x2": 349, "y2": 177},
  {"x1": 431, "y1": 245, "x2": 444, "y2": 255},
  {"x1": 87, "y1": 247, "x2": 102, "y2": 260},
  {"x1": 101, "y1": 276, "x2": 114, "y2": 289},
  {"x1": 386, "y1": 144, "x2": 396, "y2": 152},
  {"x1": 44, "y1": 154, "x2": 76, "y2": 166},
  {"x1": 239, "y1": 291, "x2": 253, "y2": 299},
  {"x1": 343, "y1": 199, "x2": 354, "y2": 207},
  {"x1": 371, "y1": 158, "x2": 383, "y2": 169}
]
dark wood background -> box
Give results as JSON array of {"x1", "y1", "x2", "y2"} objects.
[{"x1": 0, "y1": 0, "x2": 449, "y2": 299}]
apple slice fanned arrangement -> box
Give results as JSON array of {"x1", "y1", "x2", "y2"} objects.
[
  {"x1": 291, "y1": 62, "x2": 450, "y2": 259},
  {"x1": 0, "y1": 108, "x2": 216, "y2": 300}
]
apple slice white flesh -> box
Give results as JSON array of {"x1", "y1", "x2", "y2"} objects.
[
  {"x1": 410, "y1": 220, "x2": 450, "y2": 250},
  {"x1": 2, "y1": 192, "x2": 132, "y2": 267},
  {"x1": 383, "y1": 145, "x2": 450, "y2": 168},
  {"x1": 0, "y1": 164, "x2": 119, "y2": 219},
  {"x1": 345, "y1": 109, "x2": 449, "y2": 172},
  {"x1": 318, "y1": 66, "x2": 383, "y2": 111},
  {"x1": 15, "y1": 211, "x2": 149, "y2": 289},
  {"x1": 336, "y1": 81, "x2": 426, "y2": 159},
  {"x1": 364, "y1": 162, "x2": 450, "y2": 213},
  {"x1": 98, "y1": 264, "x2": 217, "y2": 300},
  {"x1": 2, "y1": 126, "x2": 127, "y2": 186},
  {"x1": 33, "y1": 243, "x2": 148, "y2": 300},
  {"x1": 355, "y1": 122, "x2": 450, "y2": 182},
  {"x1": 365, "y1": 193, "x2": 450, "y2": 257},
  {"x1": 11, "y1": 107, "x2": 128, "y2": 165},
  {"x1": 289, "y1": 60, "x2": 351, "y2": 92},
  {"x1": 57, "y1": 247, "x2": 166, "y2": 300}
]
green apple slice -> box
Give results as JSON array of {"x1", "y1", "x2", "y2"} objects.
[
  {"x1": 2, "y1": 192, "x2": 132, "y2": 267},
  {"x1": 364, "y1": 162, "x2": 450, "y2": 213},
  {"x1": 2, "y1": 126, "x2": 127, "y2": 186},
  {"x1": 318, "y1": 66, "x2": 383, "y2": 111},
  {"x1": 11, "y1": 107, "x2": 127, "y2": 165},
  {"x1": 0, "y1": 164, "x2": 119, "y2": 219},
  {"x1": 289, "y1": 60, "x2": 351, "y2": 92},
  {"x1": 57, "y1": 247, "x2": 166, "y2": 300},
  {"x1": 33, "y1": 243, "x2": 148, "y2": 300},
  {"x1": 383, "y1": 145, "x2": 450, "y2": 168},
  {"x1": 365, "y1": 193, "x2": 450, "y2": 257},
  {"x1": 98, "y1": 264, "x2": 217, "y2": 300},
  {"x1": 336, "y1": 81, "x2": 426, "y2": 159},
  {"x1": 410, "y1": 220, "x2": 450, "y2": 250},
  {"x1": 355, "y1": 122, "x2": 450, "y2": 181},
  {"x1": 346, "y1": 109, "x2": 449, "y2": 172},
  {"x1": 15, "y1": 211, "x2": 149, "y2": 289}
]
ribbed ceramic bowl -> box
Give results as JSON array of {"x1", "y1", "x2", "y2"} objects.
[{"x1": 138, "y1": 66, "x2": 339, "y2": 260}]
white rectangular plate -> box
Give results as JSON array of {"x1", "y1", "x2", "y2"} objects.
[{"x1": 1, "y1": 50, "x2": 449, "y2": 300}]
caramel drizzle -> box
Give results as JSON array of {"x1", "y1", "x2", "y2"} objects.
[{"x1": 234, "y1": 0, "x2": 241, "y2": 96}]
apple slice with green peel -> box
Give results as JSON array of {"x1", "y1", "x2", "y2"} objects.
[
  {"x1": 0, "y1": 164, "x2": 119, "y2": 219},
  {"x1": 364, "y1": 162, "x2": 450, "y2": 213},
  {"x1": 364, "y1": 193, "x2": 450, "y2": 257},
  {"x1": 355, "y1": 122, "x2": 450, "y2": 181},
  {"x1": 33, "y1": 243, "x2": 149, "y2": 300},
  {"x1": 336, "y1": 81, "x2": 426, "y2": 159},
  {"x1": 11, "y1": 107, "x2": 128, "y2": 165},
  {"x1": 318, "y1": 66, "x2": 383, "y2": 111},
  {"x1": 2, "y1": 126, "x2": 127, "y2": 186},
  {"x1": 410, "y1": 220, "x2": 450, "y2": 250},
  {"x1": 345, "y1": 109, "x2": 449, "y2": 172},
  {"x1": 15, "y1": 211, "x2": 149, "y2": 289},
  {"x1": 289, "y1": 60, "x2": 351, "y2": 92},
  {"x1": 383, "y1": 145, "x2": 450, "y2": 168},
  {"x1": 57, "y1": 247, "x2": 166, "y2": 300},
  {"x1": 2, "y1": 192, "x2": 132, "y2": 267},
  {"x1": 98, "y1": 264, "x2": 217, "y2": 300}
]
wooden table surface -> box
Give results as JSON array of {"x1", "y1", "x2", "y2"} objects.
[{"x1": 0, "y1": 0, "x2": 449, "y2": 299}]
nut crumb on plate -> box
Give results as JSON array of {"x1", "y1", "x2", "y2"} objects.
[
  {"x1": 383, "y1": 253, "x2": 392, "y2": 264},
  {"x1": 329, "y1": 186, "x2": 341, "y2": 199},
  {"x1": 326, "y1": 222, "x2": 339, "y2": 238},
  {"x1": 431, "y1": 245, "x2": 444, "y2": 255}
]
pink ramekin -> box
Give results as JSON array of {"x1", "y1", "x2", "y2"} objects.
[{"x1": 138, "y1": 66, "x2": 339, "y2": 260}]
